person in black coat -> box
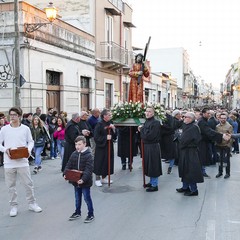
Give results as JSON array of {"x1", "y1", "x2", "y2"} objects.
[
  {"x1": 172, "y1": 110, "x2": 184, "y2": 167},
  {"x1": 61, "y1": 113, "x2": 81, "y2": 172},
  {"x1": 208, "y1": 110, "x2": 219, "y2": 165},
  {"x1": 63, "y1": 136, "x2": 94, "y2": 222},
  {"x1": 78, "y1": 111, "x2": 93, "y2": 147},
  {"x1": 197, "y1": 108, "x2": 224, "y2": 177},
  {"x1": 93, "y1": 109, "x2": 117, "y2": 187},
  {"x1": 139, "y1": 106, "x2": 162, "y2": 192},
  {"x1": 160, "y1": 112, "x2": 175, "y2": 164},
  {"x1": 161, "y1": 110, "x2": 183, "y2": 174},
  {"x1": 21, "y1": 113, "x2": 33, "y2": 127},
  {"x1": 176, "y1": 112, "x2": 203, "y2": 196},
  {"x1": 117, "y1": 126, "x2": 138, "y2": 170}
]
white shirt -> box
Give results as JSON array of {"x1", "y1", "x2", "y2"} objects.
[{"x1": 0, "y1": 124, "x2": 34, "y2": 168}]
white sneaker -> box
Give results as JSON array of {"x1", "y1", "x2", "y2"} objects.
[
  {"x1": 95, "y1": 180, "x2": 102, "y2": 187},
  {"x1": 29, "y1": 203, "x2": 42, "y2": 213},
  {"x1": 101, "y1": 178, "x2": 113, "y2": 184},
  {"x1": 10, "y1": 206, "x2": 18, "y2": 217}
]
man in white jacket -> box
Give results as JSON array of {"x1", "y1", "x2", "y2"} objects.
[{"x1": 0, "y1": 107, "x2": 42, "y2": 217}]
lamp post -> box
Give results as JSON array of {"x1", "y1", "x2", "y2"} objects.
[
  {"x1": 24, "y1": 2, "x2": 57, "y2": 33},
  {"x1": 14, "y1": 2, "x2": 57, "y2": 107}
]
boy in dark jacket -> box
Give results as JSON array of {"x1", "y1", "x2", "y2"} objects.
[{"x1": 64, "y1": 136, "x2": 94, "y2": 223}]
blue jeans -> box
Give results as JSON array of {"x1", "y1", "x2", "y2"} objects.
[
  {"x1": 57, "y1": 139, "x2": 64, "y2": 161},
  {"x1": 50, "y1": 140, "x2": 57, "y2": 158},
  {"x1": 150, "y1": 177, "x2": 158, "y2": 187},
  {"x1": 34, "y1": 145, "x2": 44, "y2": 166},
  {"x1": 74, "y1": 186, "x2": 94, "y2": 217},
  {"x1": 183, "y1": 182, "x2": 197, "y2": 192},
  {"x1": 169, "y1": 159, "x2": 175, "y2": 168},
  {"x1": 208, "y1": 143, "x2": 217, "y2": 164},
  {"x1": 202, "y1": 166, "x2": 206, "y2": 174}
]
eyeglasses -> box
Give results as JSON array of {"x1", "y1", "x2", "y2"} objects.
[{"x1": 9, "y1": 114, "x2": 18, "y2": 117}]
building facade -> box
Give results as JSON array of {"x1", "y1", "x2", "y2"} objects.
[
  {"x1": 0, "y1": 1, "x2": 95, "y2": 114},
  {"x1": 147, "y1": 47, "x2": 192, "y2": 108},
  {"x1": 1, "y1": 1, "x2": 222, "y2": 114},
  {"x1": 25, "y1": 0, "x2": 136, "y2": 109},
  {"x1": 94, "y1": 0, "x2": 135, "y2": 109},
  {"x1": 222, "y1": 62, "x2": 240, "y2": 110}
]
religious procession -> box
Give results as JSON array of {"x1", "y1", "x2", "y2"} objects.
[{"x1": 1, "y1": 50, "x2": 239, "y2": 225}]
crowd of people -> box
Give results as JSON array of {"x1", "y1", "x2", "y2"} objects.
[
  {"x1": 0, "y1": 105, "x2": 239, "y2": 221},
  {"x1": 2, "y1": 51, "x2": 239, "y2": 222}
]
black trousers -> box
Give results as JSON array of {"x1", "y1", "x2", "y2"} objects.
[
  {"x1": 216, "y1": 146, "x2": 230, "y2": 175},
  {"x1": 121, "y1": 157, "x2": 133, "y2": 165}
]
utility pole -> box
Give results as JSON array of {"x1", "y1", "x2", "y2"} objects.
[{"x1": 14, "y1": 0, "x2": 20, "y2": 107}]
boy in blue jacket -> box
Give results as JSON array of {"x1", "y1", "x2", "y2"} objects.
[{"x1": 64, "y1": 136, "x2": 94, "y2": 223}]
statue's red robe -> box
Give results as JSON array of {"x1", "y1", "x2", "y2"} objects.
[{"x1": 128, "y1": 63, "x2": 149, "y2": 103}]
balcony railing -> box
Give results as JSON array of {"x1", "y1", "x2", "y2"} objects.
[{"x1": 100, "y1": 41, "x2": 134, "y2": 68}]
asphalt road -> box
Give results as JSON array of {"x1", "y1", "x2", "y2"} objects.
[{"x1": 0, "y1": 146, "x2": 240, "y2": 240}]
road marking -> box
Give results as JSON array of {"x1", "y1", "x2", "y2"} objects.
[{"x1": 206, "y1": 220, "x2": 215, "y2": 240}]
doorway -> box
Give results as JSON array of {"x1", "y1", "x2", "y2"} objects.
[
  {"x1": 46, "y1": 70, "x2": 61, "y2": 112},
  {"x1": 46, "y1": 90, "x2": 60, "y2": 111}
]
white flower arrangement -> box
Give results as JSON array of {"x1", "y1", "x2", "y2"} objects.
[{"x1": 111, "y1": 101, "x2": 166, "y2": 122}]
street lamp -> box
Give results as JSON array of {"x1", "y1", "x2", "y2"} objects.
[{"x1": 24, "y1": 2, "x2": 57, "y2": 33}]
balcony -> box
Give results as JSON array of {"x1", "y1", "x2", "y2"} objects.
[
  {"x1": 108, "y1": 0, "x2": 124, "y2": 12},
  {"x1": 99, "y1": 41, "x2": 134, "y2": 71}
]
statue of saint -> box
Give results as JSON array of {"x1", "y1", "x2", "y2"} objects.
[{"x1": 128, "y1": 53, "x2": 149, "y2": 103}]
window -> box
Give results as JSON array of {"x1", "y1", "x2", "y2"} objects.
[
  {"x1": 106, "y1": 15, "x2": 113, "y2": 43},
  {"x1": 105, "y1": 83, "x2": 112, "y2": 108},
  {"x1": 46, "y1": 71, "x2": 60, "y2": 85},
  {"x1": 158, "y1": 91, "x2": 161, "y2": 103},
  {"x1": 81, "y1": 76, "x2": 90, "y2": 89},
  {"x1": 153, "y1": 94, "x2": 156, "y2": 103},
  {"x1": 105, "y1": 15, "x2": 113, "y2": 59},
  {"x1": 122, "y1": 82, "x2": 128, "y2": 102},
  {"x1": 145, "y1": 88, "x2": 149, "y2": 102},
  {"x1": 124, "y1": 27, "x2": 129, "y2": 64},
  {"x1": 168, "y1": 93, "x2": 170, "y2": 108}
]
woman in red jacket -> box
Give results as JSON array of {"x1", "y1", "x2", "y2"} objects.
[{"x1": 53, "y1": 117, "x2": 66, "y2": 164}]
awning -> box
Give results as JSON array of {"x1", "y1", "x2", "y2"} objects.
[
  {"x1": 123, "y1": 21, "x2": 136, "y2": 28},
  {"x1": 105, "y1": 8, "x2": 120, "y2": 16}
]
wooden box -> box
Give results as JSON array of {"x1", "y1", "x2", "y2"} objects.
[{"x1": 9, "y1": 147, "x2": 29, "y2": 159}]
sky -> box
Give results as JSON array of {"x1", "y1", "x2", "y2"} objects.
[{"x1": 126, "y1": 0, "x2": 240, "y2": 89}]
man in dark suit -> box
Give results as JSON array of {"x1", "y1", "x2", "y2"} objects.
[
  {"x1": 61, "y1": 113, "x2": 81, "y2": 172},
  {"x1": 197, "y1": 108, "x2": 227, "y2": 178}
]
